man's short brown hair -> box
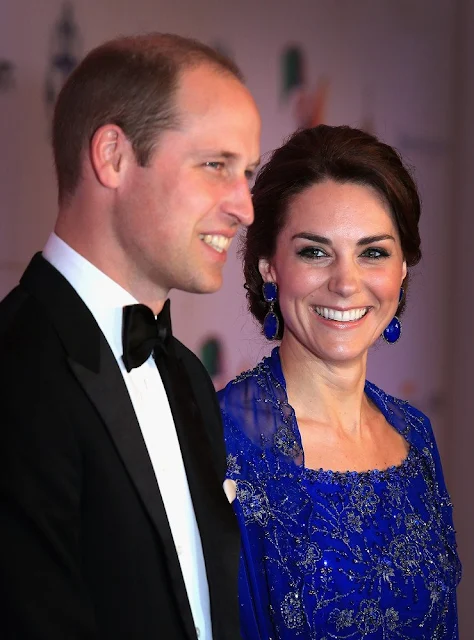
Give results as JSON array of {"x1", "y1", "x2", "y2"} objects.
[{"x1": 52, "y1": 33, "x2": 243, "y2": 203}]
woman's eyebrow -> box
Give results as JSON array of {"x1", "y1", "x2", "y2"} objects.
[
  {"x1": 291, "y1": 232, "x2": 396, "y2": 246},
  {"x1": 357, "y1": 234, "x2": 395, "y2": 246},
  {"x1": 291, "y1": 232, "x2": 331, "y2": 245}
]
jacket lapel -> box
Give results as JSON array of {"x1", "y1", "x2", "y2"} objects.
[
  {"x1": 21, "y1": 254, "x2": 197, "y2": 640},
  {"x1": 156, "y1": 345, "x2": 241, "y2": 636}
]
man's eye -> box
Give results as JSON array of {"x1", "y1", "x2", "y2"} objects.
[
  {"x1": 297, "y1": 246, "x2": 327, "y2": 259},
  {"x1": 205, "y1": 161, "x2": 224, "y2": 170},
  {"x1": 361, "y1": 247, "x2": 389, "y2": 259}
]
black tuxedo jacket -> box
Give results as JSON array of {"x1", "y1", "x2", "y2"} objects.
[{"x1": 0, "y1": 254, "x2": 241, "y2": 640}]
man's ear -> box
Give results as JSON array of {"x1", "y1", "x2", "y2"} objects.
[
  {"x1": 258, "y1": 258, "x2": 277, "y2": 283},
  {"x1": 89, "y1": 124, "x2": 132, "y2": 189}
]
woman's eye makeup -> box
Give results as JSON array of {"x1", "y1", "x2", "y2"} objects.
[
  {"x1": 297, "y1": 246, "x2": 328, "y2": 259},
  {"x1": 295, "y1": 238, "x2": 392, "y2": 260},
  {"x1": 360, "y1": 246, "x2": 390, "y2": 259},
  {"x1": 295, "y1": 245, "x2": 391, "y2": 260}
]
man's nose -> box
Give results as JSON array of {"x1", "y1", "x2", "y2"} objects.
[{"x1": 226, "y1": 177, "x2": 254, "y2": 227}]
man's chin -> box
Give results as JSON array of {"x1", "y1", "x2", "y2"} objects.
[
  {"x1": 183, "y1": 275, "x2": 223, "y2": 295},
  {"x1": 196, "y1": 281, "x2": 222, "y2": 295}
]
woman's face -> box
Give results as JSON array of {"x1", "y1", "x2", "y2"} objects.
[{"x1": 259, "y1": 179, "x2": 407, "y2": 365}]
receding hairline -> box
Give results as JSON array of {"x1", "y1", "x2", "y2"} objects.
[
  {"x1": 52, "y1": 32, "x2": 247, "y2": 203},
  {"x1": 85, "y1": 32, "x2": 245, "y2": 82},
  {"x1": 76, "y1": 33, "x2": 248, "y2": 137}
]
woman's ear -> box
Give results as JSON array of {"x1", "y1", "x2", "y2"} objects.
[
  {"x1": 258, "y1": 258, "x2": 277, "y2": 283},
  {"x1": 401, "y1": 260, "x2": 407, "y2": 284}
]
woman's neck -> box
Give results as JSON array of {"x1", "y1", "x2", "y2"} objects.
[{"x1": 279, "y1": 338, "x2": 370, "y2": 437}]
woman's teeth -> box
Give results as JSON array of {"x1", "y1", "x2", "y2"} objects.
[
  {"x1": 199, "y1": 234, "x2": 231, "y2": 253},
  {"x1": 314, "y1": 306, "x2": 368, "y2": 322}
]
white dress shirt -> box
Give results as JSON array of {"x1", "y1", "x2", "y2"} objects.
[{"x1": 43, "y1": 233, "x2": 211, "y2": 640}]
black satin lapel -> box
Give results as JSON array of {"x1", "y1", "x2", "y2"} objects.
[
  {"x1": 156, "y1": 351, "x2": 224, "y2": 514},
  {"x1": 68, "y1": 340, "x2": 197, "y2": 640},
  {"x1": 155, "y1": 348, "x2": 241, "y2": 636}
]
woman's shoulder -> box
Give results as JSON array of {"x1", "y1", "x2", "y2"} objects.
[
  {"x1": 218, "y1": 351, "x2": 278, "y2": 411},
  {"x1": 365, "y1": 380, "x2": 435, "y2": 447},
  {"x1": 218, "y1": 351, "x2": 291, "y2": 455},
  {"x1": 217, "y1": 361, "x2": 262, "y2": 399}
]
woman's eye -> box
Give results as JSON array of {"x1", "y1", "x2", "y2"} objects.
[
  {"x1": 297, "y1": 246, "x2": 327, "y2": 259},
  {"x1": 361, "y1": 247, "x2": 389, "y2": 259}
]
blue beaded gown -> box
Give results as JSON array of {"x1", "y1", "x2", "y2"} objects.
[{"x1": 218, "y1": 348, "x2": 461, "y2": 640}]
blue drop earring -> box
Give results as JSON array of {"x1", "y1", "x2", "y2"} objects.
[
  {"x1": 262, "y1": 282, "x2": 279, "y2": 340},
  {"x1": 382, "y1": 287, "x2": 403, "y2": 344}
]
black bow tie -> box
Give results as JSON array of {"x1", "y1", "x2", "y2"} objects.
[{"x1": 122, "y1": 299, "x2": 172, "y2": 372}]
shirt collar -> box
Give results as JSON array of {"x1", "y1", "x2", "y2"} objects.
[{"x1": 43, "y1": 232, "x2": 137, "y2": 362}]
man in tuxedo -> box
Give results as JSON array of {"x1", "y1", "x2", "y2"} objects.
[{"x1": 0, "y1": 33, "x2": 260, "y2": 639}]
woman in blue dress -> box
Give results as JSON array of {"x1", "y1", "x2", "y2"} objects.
[{"x1": 219, "y1": 125, "x2": 461, "y2": 639}]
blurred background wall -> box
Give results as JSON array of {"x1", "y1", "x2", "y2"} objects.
[{"x1": 0, "y1": 0, "x2": 472, "y2": 635}]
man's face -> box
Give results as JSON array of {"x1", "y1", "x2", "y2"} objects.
[{"x1": 114, "y1": 64, "x2": 261, "y2": 304}]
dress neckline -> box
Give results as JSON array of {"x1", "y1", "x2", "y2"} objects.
[
  {"x1": 301, "y1": 444, "x2": 420, "y2": 484},
  {"x1": 266, "y1": 347, "x2": 417, "y2": 482}
]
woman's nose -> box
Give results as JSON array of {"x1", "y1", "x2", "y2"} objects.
[{"x1": 327, "y1": 261, "x2": 361, "y2": 298}]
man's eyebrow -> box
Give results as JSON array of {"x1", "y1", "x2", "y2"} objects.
[
  {"x1": 220, "y1": 151, "x2": 261, "y2": 168},
  {"x1": 219, "y1": 151, "x2": 238, "y2": 159},
  {"x1": 197, "y1": 150, "x2": 260, "y2": 168}
]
